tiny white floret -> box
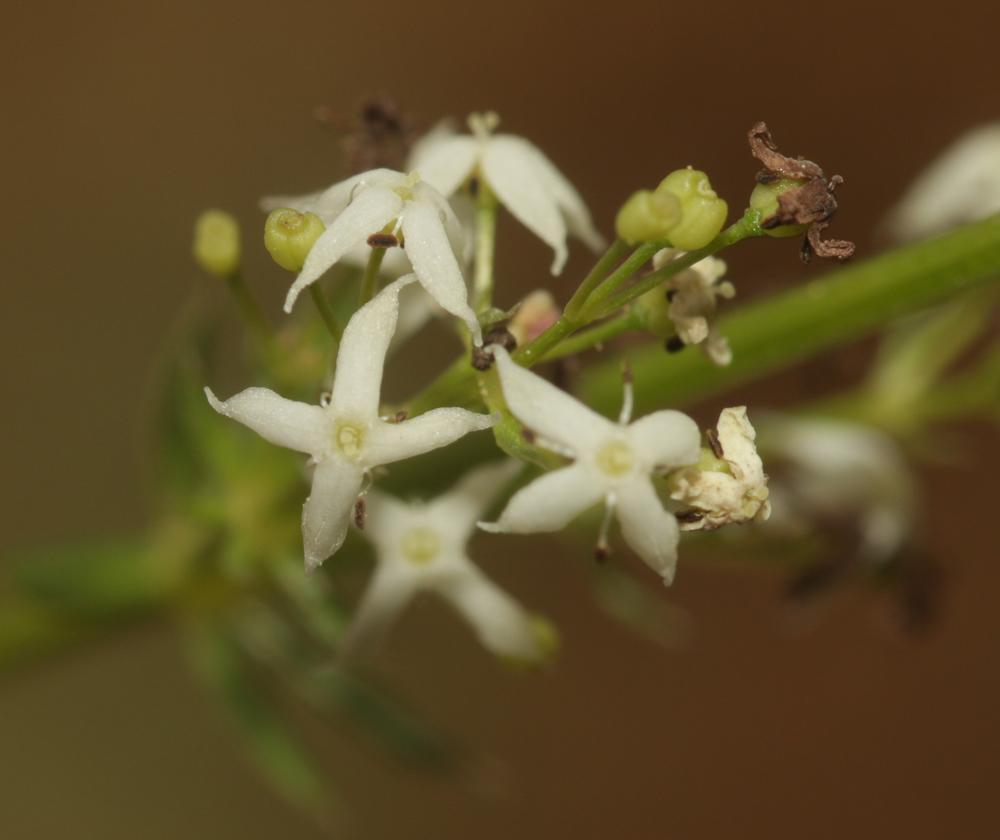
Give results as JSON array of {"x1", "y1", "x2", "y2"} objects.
[
  {"x1": 343, "y1": 460, "x2": 551, "y2": 662},
  {"x1": 263, "y1": 168, "x2": 481, "y2": 343},
  {"x1": 408, "y1": 112, "x2": 605, "y2": 274},
  {"x1": 479, "y1": 348, "x2": 701, "y2": 584},
  {"x1": 205, "y1": 277, "x2": 494, "y2": 570}
]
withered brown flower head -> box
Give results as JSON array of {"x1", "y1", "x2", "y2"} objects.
[
  {"x1": 314, "y1": 95, "x2": 417, "y2": 174},
  {"x1": 748, "y1": 121, "x2": 855, "y2": 263}
]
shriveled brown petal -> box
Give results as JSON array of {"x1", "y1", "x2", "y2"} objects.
[{"x1": 748, "y1": 121, "x2": 825, "y2": 180}]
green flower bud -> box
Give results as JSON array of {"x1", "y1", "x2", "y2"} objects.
[
  {"x1": 193, "y1": 209, "x2": 241, "y2": 278},
  {"x1": 749, "y1": 178, "x2": 809, "y2": 238},
  {"x1": 264, "y1": 208, "x2": 326, "y2": 273},
  {"x1": 632, "y1": 284, "x2": 673, "y2": 338},
  {"x1": 614, "y1": 189, "x2": 682, "y2": 245},
  {"x1": 655, "y1": 168, "x2": 728, "y2": 250}
]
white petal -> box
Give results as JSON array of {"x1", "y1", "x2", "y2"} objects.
[
  {"x1": 482, "y1": 136, "x2": 568, "y2": 274},
  {"x1": 389, "y1": 281, "x2": 439, "y2": 352},
  {"x1": 365, "y1": 407, "x2": 494, "y2": 466},
  {"x1": 615, "y1": 478, "x2": 680, "y2": 584},
  {"x1": 284, "y1": 186, "x2": 403, "y2": 313},
  {"x1": 434, "y1": 565, "x2": 542, "y2": 660},
  {"x1": 409, "y1": 134, "x2": 480, "y2": 197},
  {"x1": 480, "y1": 463, "x2": 604, "y2": 533},
  {"x1": 492, "y1": 346, "x2": 613, "y2": 454},
  {"x1": 204, "y1": 387, "x2": 325, "y2": 454},
  {"x1": 413, "y1": 182, "x2": 469, "y2": 265},
  {"x1": 329, "y1": 275, "x2": 416, "y2": 419},
  {"x1": 357, "y1": 488, "x2": 413, "y2": 550},
  {"x1": 259, "y1": 187, "x2": 327, "y2": 218},
  {"x1": 520, "y1": 140, "x2": 605, "y2": 252},
  {"x1": 626, "y1": 410, "x2": 702, "y2": 470},
  {"x1": 302, "y1": 459, "x2": 364, "y2": 570},
  {"x1": 400, "y1": 200, "x2": 480, "y2": 342},
  {"x1": 427, "y1": 459, "x2": 522, "y2": 541},
  {"x1": 339, "y1": 564, "x2": 416, "y2": 656}
]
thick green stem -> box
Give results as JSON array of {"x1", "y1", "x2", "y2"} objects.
[
  {"x1": 578, "y1": 213, "x2": 1000, "y2": 416},
  {"x1": 308, "y1": 285, "x2": 342, "y2": 347},
  {"x1": 544, "y1": 311, "x2": 641, "y2": 361},
  {"x1": 472, "y1": 180, "x2": 499, "y2": 311}
]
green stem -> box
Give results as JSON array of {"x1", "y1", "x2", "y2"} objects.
[
  {"x1": 473, "y1": 180, "x2": 499, "y2": 311},
  {"x1": 308, "y1": 285, "x2": 343, "y2": 346},
  {"x1": 225, "y1": 273, "x2": 272, "y2": 343},
  {"x1": 578, "y1": 212, "x2": 1000, "y2": 417},
  {"x1": 358, "y1": 246, "x2": 388, "y2": 307},
  {"x1": 584, "y1": 210, "x2": 763, "y2": 319},
  {"x1": 544, "y1": 311, "x2": 641, "y2": 361},
  {"x1": 563, "y1": 239, "x2": 631, "y2": 318}
]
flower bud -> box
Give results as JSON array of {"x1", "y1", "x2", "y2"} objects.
[
  {"x1": 264, "y1": 208, "x2": 326, "y2": 273},
  {"x1": 614, "y1": 189, "x2": 682, "y2": 245},
  {"x1": 508, "y1": 290, "x2": 560, "y2": 345},
  {"x1": 749, "y1": 178, "x2": 809, "y2": 238},
  {"x1": 193, "y1": 210, "x2": 241, "y2": 278},
  {"x1": 654, "y1": 168, "x2": 728, "y2": 250}
]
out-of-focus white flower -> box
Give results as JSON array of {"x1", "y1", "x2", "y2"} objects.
[
  {"x1": 408, "y1": 112, "x2": 605, "y2": 274},
  {"x1": 654, "y1": 248, "x2": 735, "y2": 366},
  {"x1": 887, "y1": 123, "x2": 1000, "y2": 241},
  {"x1": 479, "y1": 348, "x2": 701, "y2": 584},
  {"x1": 205, "y1": 277, "x2": 494, "y2": 570},
  {"x1": 759, "y1": 414, "x2": 915, "y2": 563},
  {"x1": 344, "y1": 460, "x2": 553, "y2": 662},
  {"x1": 263, "y1": 169, "x2": 481, "y2": 343},
  {"x1": 668, "y1": 407, "x2": 771, "y2": 530}
]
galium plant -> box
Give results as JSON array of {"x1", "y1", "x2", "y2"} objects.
[{"x1": 3, "y1": 102, "x2": 998, "y2": 816}]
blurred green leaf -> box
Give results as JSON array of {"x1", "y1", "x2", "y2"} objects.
[{"x1": 185, "y1": 617, "x2": 330, "y2": 815}]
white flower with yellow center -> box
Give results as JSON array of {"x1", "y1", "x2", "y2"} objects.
[
  {"x1": 408, "y1": 112, "x2": 605, "y2": 274},
  {"x1": 654, "y1": 248, "x2": 735, "y2": 366},
  {"x1": 479, "y1": 348, "x2": 701, "y2": 584},
  {"x1": 264, "y1": 168, "x2": 481, "y2": 342},
  {"x1": 668, "y1": 406, "x2": 771, "y2": 531},
  {"x1": 205, "y1": 277, "x2": 494, "y2": 570},
  {"x1": 343, "y1": 460, "x2": 550, "y2": 662}
]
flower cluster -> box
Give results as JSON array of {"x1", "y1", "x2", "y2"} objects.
[{"x1": 205, "y1": 112, "x2": 776, "y2": 660}]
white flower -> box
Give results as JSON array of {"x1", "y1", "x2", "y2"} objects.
[
  {"x1": 479, "y1": 348, "x2": 701, "y2": 584},
  {"x1": 668, "y1": 407, "x2": 771, "y2": 530},
  {"x1": 263, "y1": 168, "x2": 481, "y2": 343},
  {"x1": 887, "y1": 123, "x2": 1000, "y2": 241},
  {"x1": 654, "y1": 248, "x2": 735, "y2": 366},
  {"x1": 408, "y1": 112, "x2": 605, "y2": 274},
  {"x1": 759, "y1": 415, "x2": 915, "y2": 563},
  {"x1": 343, "y1": 460, "x2": 551, "y2": 662},
  {"x1": 205, "y1": 277, "x2": 494, "y2": 570}
]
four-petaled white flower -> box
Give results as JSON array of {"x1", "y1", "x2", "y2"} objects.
[
  {"x1": 408, "y1": 112, "x2": 605, "y2": 274},
  {"x1": 205, "y1": 277, "x2": 494, "y2": 570},
  {"x1": 655, "y1": 248, "x2": 735, "y2": 366},
  {"x1": 343, "y1": 460, "x2": 550, "y2": 662},
  {"x1": 668, "y1": 406, "x2": 771, "y2": 531},
  {"x1": 887, "y1": 122, "x2": 1000, "y2": 241},
  {"x1": 479, "y1": 347, "x2": 701, "y2": 584},
  {"x1": 264, "y1": 168, "x2": 482, "y2": 343}
]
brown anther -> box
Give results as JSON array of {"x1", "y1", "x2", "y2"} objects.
[
  {"x1": 748, "y1": 121, "x2": 855, "y2": 263},
  {"x1": 675, "y1": 510, "x2": 704, "y2": 525},
  {"x1": 706, "y1": 428, "x2": 724, "y2": 459},
  {"x1": 621, "y1": 361, "x2": 633, "y2": 385},
  {"x1": 593, "y1": 545, "x2": 610, "y2": 564},
  {"x1": 392, "y1": 410, "x2": 408, "y2": 423},
  {"x1": 367, "y1": 232, "x2": 399, "y2": 248},
  {"x1": 666, "y1": 289, "x2": 677, "y2": 302},
  {"x1": 521, "y1": 426, "x2": 537, "y2": 444},
  {"x1": 353, "y1": 497, "x2": 367, "y2": 530},
  {"x1": 665, "y1": 336, "x2": 686, "y2": 354},
  {"x1": 484, "y1": 325, "x2": 517, "y2": 352}
]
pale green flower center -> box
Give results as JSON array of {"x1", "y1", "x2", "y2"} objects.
[
  {"x1": 334, "y1": 422, "x2": 365, "y2": 460},
  {"x1": 595, "y1": 439, "x2": 635, "y2": 477},
  {"x1": 401, "y1": 527, "x2": 441, "y2": 566},
  {"x1": 393, "y1": 171, "x2": 421, "y2": 202}
]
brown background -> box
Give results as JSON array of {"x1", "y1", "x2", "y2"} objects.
[{"x1": 1, "y1": 0, "x2": 998, "y2": 837}]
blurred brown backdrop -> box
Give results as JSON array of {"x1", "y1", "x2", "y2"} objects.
[{"x1": 1, "y1": 0, "x2": 998, "y2": 837}]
